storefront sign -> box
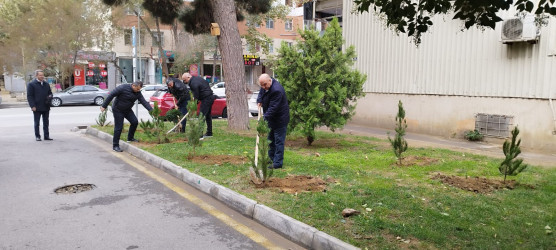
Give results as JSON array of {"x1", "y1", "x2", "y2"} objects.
[
  {"x1": 74, "y1": 65, "x2": 85, "y2": 86},
  {"x1": 100, "y1": 70, "x2": 108, "y2": 77},
  {"x1": 189, "y1": 64, "x2": 199, "y2": 76},
  {"x1": 243, "y1": 55, "x2": 260, "y2": 66},
  {"x1": 87, "y1": 70, "x2": 94, "y2": 76},
  {"x1": 98, "y1": 63, "x2": 106, "y2": 68},
  {"x1": 88, "y1": 62, "x2": 95, "y2": 68}
]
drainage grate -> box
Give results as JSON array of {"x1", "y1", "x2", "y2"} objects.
[{"x1": 54, "y1": 184, "x2": 96, "y2": 194}]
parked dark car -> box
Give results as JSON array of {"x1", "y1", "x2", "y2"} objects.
[{"x1": 51, "y1": 85, "x2": 109, "y2": 107}]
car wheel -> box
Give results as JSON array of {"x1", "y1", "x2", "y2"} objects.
[
  {"x1": 51, "y1": 97, "x2": 62, "y2": 107},
  {"x1": 222, "y1": 107, "x2": 227, "y2": 118},
  {"x1": 251, "y1": 112, "x2": 258, "y2": 117},
  {"x1": 94, "y1": 96, "x2": 104, "y2": 106}
]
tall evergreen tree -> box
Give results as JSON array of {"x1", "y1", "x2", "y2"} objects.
[
  {"x1": 273, "y1": 18, "x2": 366, "y2": 145},
  {"x1": 178, "y1": 0, "x2": 271, "y2": 131}
]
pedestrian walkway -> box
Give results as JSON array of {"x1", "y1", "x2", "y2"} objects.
[{"x1": 336, "y1": 123, "x2": 556, "y2": 168}]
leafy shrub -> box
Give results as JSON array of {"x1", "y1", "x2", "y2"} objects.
[
  {"x1": 164, "y1": 109, "x2": 182, "y2": 125},
  {"x1": 464, "y1": 129, "x2": 484, "y2": 141}
]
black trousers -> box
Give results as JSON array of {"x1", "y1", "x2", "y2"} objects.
[
  {"x1": 113, "y1": 109, "x2": 138, "y2": 147},
  {"x1": 199, "y1": 95, "x2": 215, "y2": 135},
  {"x1": 33, "y1": 110, "x2": 49, "y2": 138},
  {"x1": 178, "y1": 102, "x2": 188, "y2": 133}
]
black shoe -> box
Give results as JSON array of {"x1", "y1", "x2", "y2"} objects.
[
  {"x1": 203, "y1": 133, "x2": 213, "y2": 138},
  {"x1": 113, "y1": 146, "x2": 123, "y2": 152},
  {"x1": 268, "y1": 165, "x2": 282, "y2": 169},
  {"x1": 127, "y1": 138, "x2": 139, "y2": 142},
  {"x1": 44, "y1": 137, "x2": 53, "y2": 141},
  {"x1": 36, "y1": 137, "x2": 41, "y2": 141}
]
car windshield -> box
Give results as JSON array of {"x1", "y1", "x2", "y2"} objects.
[{"x1": 152, "y1": 88, "x2": 168, "y2": 97}]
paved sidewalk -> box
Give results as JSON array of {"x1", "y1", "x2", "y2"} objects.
[{"x1": 336, "y1": 123, "x2": 556, "y2": 168}]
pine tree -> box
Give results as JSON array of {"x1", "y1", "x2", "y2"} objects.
[
  {"x1": 388, "y1": 100, "x2": 408, "y2": 165},
  {"x1": 499, "y1": 126, "x2": 528, "y2": 183},
  {"x1": 274, "y1": 18, "x2": 366, "y2": 145},
  {"x1": 248, "y1": 117, "x2": 273, "y2": 184},
  {"x1": 186, "y1": 93, "x2": 204, "y2": 157}
]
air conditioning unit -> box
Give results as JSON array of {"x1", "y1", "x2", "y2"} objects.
[{"x1": 501, "y1": 15, "x2": 540, "y2": 44}]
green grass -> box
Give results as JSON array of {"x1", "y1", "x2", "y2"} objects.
[{"x1": 95, "y1": 120, "x2": 556, "y2": 249}]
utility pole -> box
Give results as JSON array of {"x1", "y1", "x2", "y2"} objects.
[
  {"x1": 137, "y1": 6, "x2": 142, "y2": 82},
  {"x1": 132, "y1": 26, "x2": 137, "y2": 83}
]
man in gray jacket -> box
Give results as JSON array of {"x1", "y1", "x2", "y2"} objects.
[{"x1": 101, "y1": 81, "x2": 153, "y2": 152}]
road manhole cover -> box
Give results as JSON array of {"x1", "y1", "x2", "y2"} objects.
[{"x1": 54, "y1": 184, "x2": 96, "y2": 194}]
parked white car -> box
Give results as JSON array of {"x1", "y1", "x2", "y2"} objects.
[
  {"x1": 211, "y1": 82, "x2": 226, "y2": 98},
  {"x1": 141, "y1": 84, "x2": 166, "y2": 101},
  {"x1": 248, "y1": 91, "x2": 259, "y2": 116}
]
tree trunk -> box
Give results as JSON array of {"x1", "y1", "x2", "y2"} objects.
[{"x1": 209, "y1": 0, "x2": 249, "y2": 131}]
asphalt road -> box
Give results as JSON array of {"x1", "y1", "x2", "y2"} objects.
[{"x1": 0, "y1": 104, "x2": 303, "y2": 249}]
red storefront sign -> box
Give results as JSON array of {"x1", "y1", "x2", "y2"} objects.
[
  {"x1": 100, "y1": 70, "x2": 108, "y2": 77},
  {"x1": 189, "y1": 64, "x2": 199, "y2": 77},
  {"x1": 74, "y1": 65, "x2": 85, "y2": 86},
  {"x1": 87, "y1": 70, "x2": 94, "y2": 76},
  {"x1": 88, "y1": 62, "x2": 95, "y2": 68}
]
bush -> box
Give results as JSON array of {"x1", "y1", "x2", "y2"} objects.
[{"x1": 464, "y1": 129, "x2": 484, "y2": 141}]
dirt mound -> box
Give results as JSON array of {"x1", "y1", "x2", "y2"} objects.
[
  {"x1": 431, "y1": 173, "x2": 518, "y2": 193},
  {"x1": 258, "y1": 175, "x2": 332, "y2": 194},
  {"x1": 188, "y1": 155, "x2": 248, "y2": 165}
]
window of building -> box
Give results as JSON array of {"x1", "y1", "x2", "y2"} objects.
[
  {"x1": 124, "y1": 29, "x2": 145, "y2": 46},
  {"x1": 267, "y1": 42, "x2": 274, "y2": 53},
  {"x1": 266, "y1": 18, "x2": 274, "y2": 29},
  {"x1": 152, "y1": 32, "x2": 164, "y2": 47},
  {"x1": 285, "y1": 19, "x2": 293, "y2": 31}
]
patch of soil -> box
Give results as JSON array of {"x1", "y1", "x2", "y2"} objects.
[
  {"x1": 431, "y1": 173, "x2": 522, "y2": 193},
  {"x1": 188, "y1": 155, "x2": 248, "y2": 165},
  {"x1": 257, "y1": 175, "x2": 332, "y2": 194},
  {"x1": 393, "y1": 156, "x2": 439, "y2": 166},
  {"x1": 285, "y1": 137, "x2": 356, "y2": 149}
]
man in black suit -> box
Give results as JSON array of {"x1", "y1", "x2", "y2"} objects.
[
  {"x1": 166, "y1": 76, "x2": 190, "y2": 133},
  {"x1": 182, "y1": 73, "x2": 215, "y2": 138},
  {"x1": 27, "y1": 70, "x2": 53, "y2": 141},
  {"x1": 100, "y1": 81, "x2": 153, "y2": 152}
]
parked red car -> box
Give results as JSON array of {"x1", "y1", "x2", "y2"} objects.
[{"x1": 149, "y1": 88, "x2": 227, "y2": 118}]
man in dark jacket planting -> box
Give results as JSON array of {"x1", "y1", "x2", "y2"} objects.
[
  {"x1": 257, "y1": 73, "x2": 290, "y2": 169},
  {"x1": 101, "y1": 81, "x2": 153, "y2": 152},
  {"x1": 166, "y1": 76, "x2": 190, "y2": 133},
  {"x1": 27, "y1": 69, "x2": 53, "y2": 141},
  {"x1": 182, "y1": 72, "x2": 215, "y2": 138}
]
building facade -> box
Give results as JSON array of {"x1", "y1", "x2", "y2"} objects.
[{"x1": 341, "y1": 0, "x2": 556, "y2": 152}]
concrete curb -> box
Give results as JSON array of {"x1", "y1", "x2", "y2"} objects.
[{"x1": 84, "y1": 127, "x2": 359, "y2": 250}]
